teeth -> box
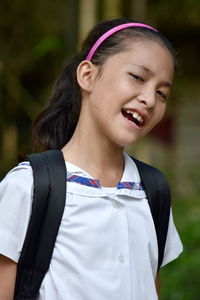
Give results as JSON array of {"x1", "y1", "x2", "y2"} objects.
[{"x1": 124, "y1": 109, "x2": 144, "y2": 123}]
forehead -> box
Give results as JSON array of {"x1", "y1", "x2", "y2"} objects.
[{"x1": 103, "y1": 39, "x2": 174, "y2": 81}]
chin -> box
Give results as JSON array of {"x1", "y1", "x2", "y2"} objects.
[
  {"x1": 114, "y1": 136, "x2": 141, "y2": 148},
  {"x1": 108, "y1": 128, "x2": 144, "y2": 149}
]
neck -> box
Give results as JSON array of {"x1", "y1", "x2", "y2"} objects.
[{"x1": 62, "y1": 116, "x2": 125, "y2": 186}]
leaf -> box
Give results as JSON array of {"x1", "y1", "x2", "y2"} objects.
[{"x1": 33, "y1": 36, "x2": 62, "y2": 58}]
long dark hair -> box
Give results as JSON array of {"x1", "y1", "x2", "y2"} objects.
[{"x1": 33, "y1": 18, "x2": 177, "y2": 150}]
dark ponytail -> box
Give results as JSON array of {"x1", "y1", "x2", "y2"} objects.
[
  {"x1": 33, "y1": 18, "x2": 177, "y2": 150},
  {"x1": 33, "y1": 55, "x2": 82, "y2": 150}
]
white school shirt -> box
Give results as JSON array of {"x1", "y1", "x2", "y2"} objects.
[{"x1": 0, "y1": 153, "x2": 183, "y2": 300}]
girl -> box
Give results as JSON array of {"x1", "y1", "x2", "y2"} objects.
[{"x1": 0, "y1": 18, "x2": 183, "y2": 299}]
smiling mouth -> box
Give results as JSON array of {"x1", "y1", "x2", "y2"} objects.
[{"x1": 121, "y1": 109, "x2": 145, "y2": 127}]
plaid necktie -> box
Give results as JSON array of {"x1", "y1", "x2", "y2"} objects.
[{"x1": 67, "y1": 175, "x2": 144, "y2": 190}]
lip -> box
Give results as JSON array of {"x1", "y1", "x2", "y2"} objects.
[
  {"x1": 121, "y1": 107, "x2": 148, "y2": 127},
  {"x1": 122, "y1": 115, "x2": 142, "y2": 130}
]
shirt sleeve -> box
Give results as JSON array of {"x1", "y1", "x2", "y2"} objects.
[
  {"x1": 0, "y1": 163, "x2": 33, "y2": 263},
  {"x1": 161, "y1": 207, "x2": 183, "y2": 267}
]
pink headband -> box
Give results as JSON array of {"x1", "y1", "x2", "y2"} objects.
[{"x1": 86, "y1": 22, "x2": 158, "y2": 61}]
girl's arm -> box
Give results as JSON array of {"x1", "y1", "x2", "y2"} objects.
[
  {"x1": 155, "y1": 274, "x2": 160, "y2": 299},
  {"x1": 0, "y1": 254, "x2": 17, "y2": 299}
]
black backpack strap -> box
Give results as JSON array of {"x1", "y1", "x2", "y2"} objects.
[
  {"x1": 131, "y1": 156, "x2": 171, "y2": 272},
  {"x1": 14, "y1": 150, "x2": 66, "y2": 300}
]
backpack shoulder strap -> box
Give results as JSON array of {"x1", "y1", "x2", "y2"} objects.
[
  {"x1": 14, "y1": 150, "x2": 66, "y2": 300},
  {"x1": 131, "y1": 156, "x2": 171, "y2": 272}
]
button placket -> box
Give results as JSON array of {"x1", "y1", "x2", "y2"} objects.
[
  {"x1": 113, "y1": 197, "x2": 128, "y2": 264},
  {"x1": 109, "y1": 196, "x2": 129, "y2": 266},
  {"x1": 112, "y1": 199, "x2": 121, "y2": 208},
  {"x1": 119, "y1": 253, "x2": 125, "y2": 263},
  {"x1": 115, "y1": 198, "x2": 132, "y2": 299}
]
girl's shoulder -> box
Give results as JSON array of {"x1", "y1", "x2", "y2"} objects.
[
  {"x1": 4, "y1": 161, "x2": 32, "y2": 176},
  {"x1": 0, "y1": 162, "x2": 33, "y2": 196},
  {"x1": 0, "y1": 162, "x2": 34, "y2": 263}
]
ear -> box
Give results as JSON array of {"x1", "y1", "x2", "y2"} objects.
[{"x1": 76, "y1": 60, "x2": 97, "y2": 92}]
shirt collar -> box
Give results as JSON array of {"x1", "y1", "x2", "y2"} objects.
[{"x1": 65, "y1": 153, "x2": 146, "y2": 199}]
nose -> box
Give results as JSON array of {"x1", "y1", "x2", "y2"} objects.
[{"x1": 137, "y1": 90, "x2": 156, "y2": 110}]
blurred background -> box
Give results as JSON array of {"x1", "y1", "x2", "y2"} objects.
[{"x1": 0, "y1": 0, "x2": 200, "y2": 298}]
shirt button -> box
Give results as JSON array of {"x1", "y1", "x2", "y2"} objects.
[
  {"x1": 112, "y1": 200, "x2": 120, "y2": 208},
  {"x1": 119, "y1": 254, "x2": 125, "y2": 263}
]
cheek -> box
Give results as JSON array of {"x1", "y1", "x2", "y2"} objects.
[
  {"x1": 151, "y1": 103, "x2": 167, "y2": 127},
  {"x1": 158, "y1": 103, "x2": 167, "y2": 120},
  {"x1": 158, "y1": 107, "x2": 166, "y2": 121}
]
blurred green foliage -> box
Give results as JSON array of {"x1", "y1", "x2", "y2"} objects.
[{"x1": 160, "y1": 199, "x2": 200, "y2": 299}]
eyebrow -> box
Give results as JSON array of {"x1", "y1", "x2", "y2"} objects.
[
  {"x1": 131, "y1": 64, "x2": 172, "y2": 88},
  {"x1": 131, "y1": 64, "x2": 151, "y2": 73},
  {"x1": 161, "y1": 81, "x2": 172, "y2": 88}
]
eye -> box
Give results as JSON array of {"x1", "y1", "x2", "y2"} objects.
[
  {"x1": 129, "y1": 73, "x2": 144, "y2": 83},
  {"x1": 157, "y1": 90, "x2": 168, "y2": 101}
]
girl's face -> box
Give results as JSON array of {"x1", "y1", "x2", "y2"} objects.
[{"x1": 83, "y1": 39, "x2": 174, "y2": 148}]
